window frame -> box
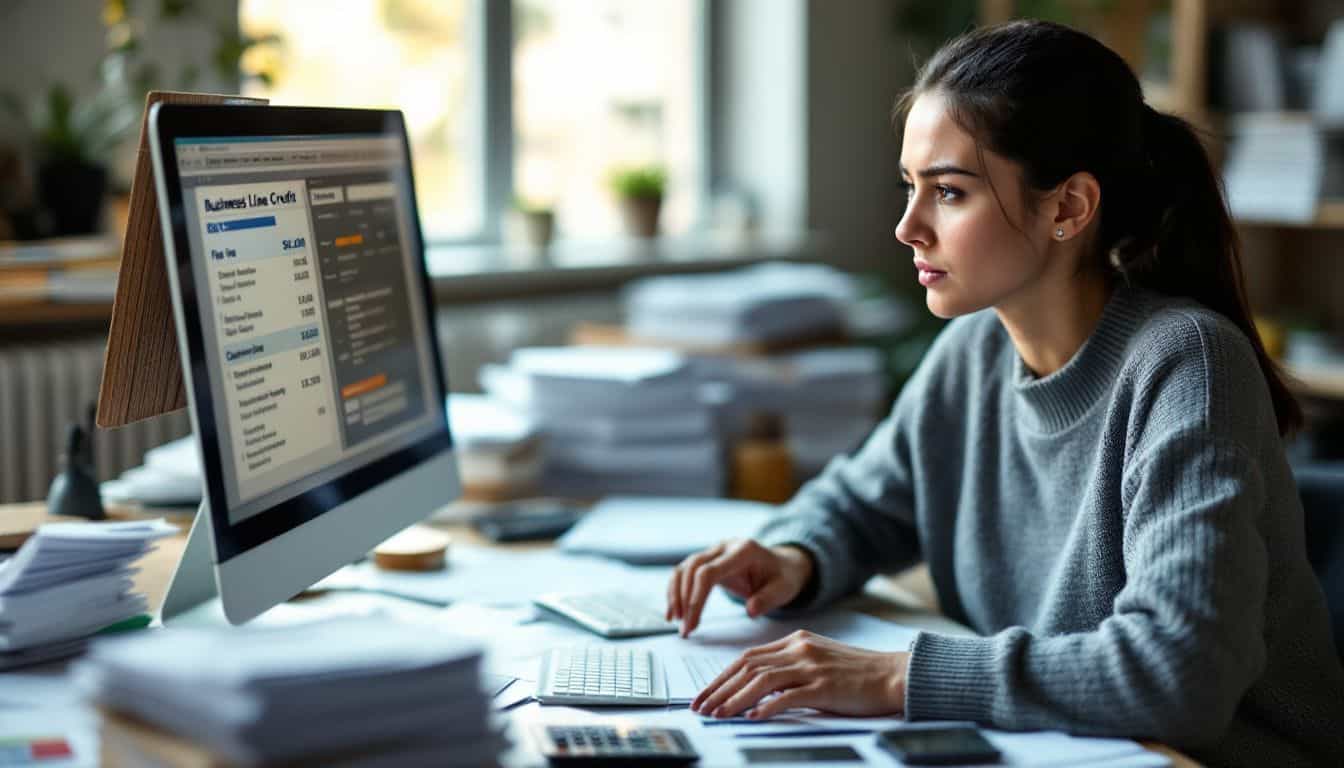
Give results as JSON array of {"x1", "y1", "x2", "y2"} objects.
[{"x1": 449, "y1": 0, "x2": 712, "y2": 248}]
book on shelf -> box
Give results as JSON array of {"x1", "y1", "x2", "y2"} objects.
[{"x1": 0, "y1": 234, "x2": 121, "y2": 303}]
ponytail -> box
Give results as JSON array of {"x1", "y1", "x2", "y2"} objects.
[
  {"x1": 902, "y1": 20, "x2": 1303, "y2": 437},
  {"x1": 1109, "y1": 107, "x2": 1303, "y2": 437}
]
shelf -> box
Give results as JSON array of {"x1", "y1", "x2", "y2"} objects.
[
  {"x1": 1287, "y1": 363, "x2": 1344, "y2": 402},
  {"x1": 1235, "y1": 201, "x2": 1344, "y2": 230},
  {"x1": 426, "y1": 231, "x2": 828, "y2": 304}
]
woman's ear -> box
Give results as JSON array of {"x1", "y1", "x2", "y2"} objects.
[{"x1": 1050, "y1": 171, "x2": 1101, "y2": 241}]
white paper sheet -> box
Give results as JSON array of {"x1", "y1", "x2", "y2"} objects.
[{"x1": 556, "y1": 497, "x2": 775, "y2": 564}]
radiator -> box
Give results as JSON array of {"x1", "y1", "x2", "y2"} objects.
[{"x1": 0, "y1": 339, "x2": 191, "y2": 504}]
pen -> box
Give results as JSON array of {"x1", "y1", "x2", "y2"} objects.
[{"x1": 734, "y1": 727, "x2": 877, "y2": 739}]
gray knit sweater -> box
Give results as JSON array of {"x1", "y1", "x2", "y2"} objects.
[{"x1": 758, "y1": 284, "x2": 1344, "y2": 767}]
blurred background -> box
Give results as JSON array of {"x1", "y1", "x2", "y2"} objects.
[{"x1": 2, "y1": 0, "x2": 1344, "y2": 517}]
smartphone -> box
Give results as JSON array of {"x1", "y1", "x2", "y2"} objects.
[
  {"x1": 741, "y1": 745, "x2": 863, "y2": 763},
  {"x1": 469, "y1": 499, "x2": 583, "y2": 542},
  {"x1": 876, "y1": 726, "x2": 1001, "y2": 765}
]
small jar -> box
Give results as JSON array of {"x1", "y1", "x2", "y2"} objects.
[{"x1": 730, "y1": 412, "x2": 796, "y2": 504}]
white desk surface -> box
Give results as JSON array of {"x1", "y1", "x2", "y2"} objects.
[{"x1": 0, "y1": 510, "x2": 1199, "y2": 767}]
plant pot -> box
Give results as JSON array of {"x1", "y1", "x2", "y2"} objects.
[
  {"x1": 504, "y1": 209, "x2": 555, "y2": 268},
  {"x1": 38, "y1": 159, "x2": 107, "y2": 236},
  {"x1": 517, "y1": 209, "x2": 555, "y2": 250},
  {"x1": 620, "y1": 195, "x2": 662, "y2": 239}
]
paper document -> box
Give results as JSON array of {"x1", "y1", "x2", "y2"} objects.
[
  {"x1": 0, "y1": 519, "x2": 173, "y2": 654},
  {"x1": 557, "y1": 497, "x2": 776, "y2": 564}
]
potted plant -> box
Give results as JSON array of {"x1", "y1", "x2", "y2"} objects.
[
  {"x1": 609, "y1": 165, "x2": 666, "y2": 239},
  {"x1": 508, "y1": 196, "x2": 556, "y2": 252},
  {"x1": 2, "y1": 79, "x2": 136, "y2": 236}
]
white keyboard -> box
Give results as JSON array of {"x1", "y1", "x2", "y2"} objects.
[
  {"x1": 534, "y1": 591, "x2": 679, "y2": 638},
  {"x1": 536, "y1": 646, "x2": 669, "y2": 706}
]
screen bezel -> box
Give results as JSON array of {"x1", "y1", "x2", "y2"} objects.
[{"x1": 151, "y1": 105, "x2": 452, "y2": 563}]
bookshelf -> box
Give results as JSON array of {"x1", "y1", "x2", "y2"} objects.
[{"x1": 0, "y1": 235, "x2": 119, "y2": 334}]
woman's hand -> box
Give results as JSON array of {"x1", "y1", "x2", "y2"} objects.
[
  {"x1": 665, "y1": 539, "x2": 814, "y2": 637},
  {"x1": 692, "y1": 631, "x2": 910, "y2": 719}
]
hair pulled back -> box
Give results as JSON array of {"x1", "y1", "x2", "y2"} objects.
[{"x1": 897, "y1": 20, "x2": 1301, "y2": 436}]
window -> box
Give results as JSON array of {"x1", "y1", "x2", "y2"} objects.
[
  {"x1": 239, "y1": 0, "x2": 478, "y2": 239},
  {"x1": 513, "y1": 0, "x2": 700, "y2": 237},
  {"x1": 240, "y1": 0, "x2": 703, "y2": 245}
]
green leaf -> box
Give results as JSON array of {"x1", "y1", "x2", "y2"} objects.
[{"x1": 608, "y1": 165, "x2": 666, "y2": 200}]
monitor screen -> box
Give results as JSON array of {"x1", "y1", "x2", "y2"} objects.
[{"x1": 170, "y1": 132, "x2": 444, "y2": 528}]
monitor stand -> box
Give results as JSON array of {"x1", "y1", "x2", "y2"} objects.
[{"x1": 160, "y1": 502, "x2": 223, "y2": 624}]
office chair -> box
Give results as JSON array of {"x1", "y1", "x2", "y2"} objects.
[{"x1": 1295, "y1": 462, "x2": 1344, "y2": 662}]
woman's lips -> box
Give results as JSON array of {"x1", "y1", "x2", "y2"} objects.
[
  {"x1": 914, "y1": 260, "x2": 947, "y2": 287},
  {"x1": 918, "y1": 269, "x2": 946, "y2": 287}
]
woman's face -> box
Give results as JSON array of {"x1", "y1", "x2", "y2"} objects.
[{"x1": 895, "y1": 91, "x2": 1056, "y2": 319}]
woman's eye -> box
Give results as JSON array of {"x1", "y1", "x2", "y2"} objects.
[
  {"x1": 899, "y1": 180, "x2": 914, "y2": 200},
  {"x1": 935, "y1": 185, "x2": 962, "y2": 203}
]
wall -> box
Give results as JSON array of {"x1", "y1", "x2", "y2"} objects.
[
  {"x1": 804, "y1": 0, "x2": 917, "y2": 287},
  {"x1": 710, "y1": 0, "x2": 808, "y2": 239},
  {"x1": 709, "y1": 1, "x2": 918, "y2": 285},
  {"x1": 0, "y1": 0, "x2": 236, "y2": 184}
]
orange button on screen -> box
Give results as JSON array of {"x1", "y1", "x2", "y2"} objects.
[{"x1": 341, "y1": 373, "x2": 387, "y2": 399}]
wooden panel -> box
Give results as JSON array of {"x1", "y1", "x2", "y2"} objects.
[
  {"x1": 96, "y1": 92, "x2": 267, "y2": 429},
  {"x1": 1288, "y1": 364, "x2": 1344, "y2": 402}
]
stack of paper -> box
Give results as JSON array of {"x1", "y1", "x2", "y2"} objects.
[
  {"x1": 101, "y1": 437, "x2": 204, "y2": 507},
  {"x1": 77, "y1": 619, "x2": 501, "y2": 766},
  {"x1": 700, "y1": 347, "x2": 886, "y2": 478},
  {"x1": 448, "y1": 393, "x2": 544, "y2": 500},
  {"x1": 0, "y1": 518, "x2": 175, "y2": 669},
  {"x1": 482, "y1": 347, "x2": 723, "y2": 497},
  {"x1": 622, "y1": 262, "x2": 856, "y2": 346}
]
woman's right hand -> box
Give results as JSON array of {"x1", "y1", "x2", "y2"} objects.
[{"x1": 665, "y1": 539, "x2": 815, "y2": 637}]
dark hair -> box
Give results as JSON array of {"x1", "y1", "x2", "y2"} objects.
[{"x1": 895, "y1": 20, "x2": 1302, "y2": 437}]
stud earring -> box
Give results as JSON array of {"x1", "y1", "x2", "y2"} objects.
[{"x1": 1055, "y1": 227, "x2": 1065, "y2": 239}]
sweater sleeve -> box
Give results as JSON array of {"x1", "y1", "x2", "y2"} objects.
[
  {"x1": 904, "y1": 428, "x2": 1269, "y2": 747},
  {"x1": 754, "y1": 381, "x2": 924, "y2": 614}
]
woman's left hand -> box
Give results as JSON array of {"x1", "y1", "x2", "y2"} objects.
[{"x1": 692, "y1": 630, "x2": 910, "y2": 720}]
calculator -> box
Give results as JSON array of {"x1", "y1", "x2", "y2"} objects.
[{"x1": 532, "y1": 724, "x2": 699, "y2": 766}]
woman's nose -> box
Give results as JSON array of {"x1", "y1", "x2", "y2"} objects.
[{"x1": 895, "y1": 203, "x2": 928, "y2": 248}]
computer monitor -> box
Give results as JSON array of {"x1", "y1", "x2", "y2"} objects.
[{"x1": 146, "y1": 105, "x2": 459, "y2": 624}]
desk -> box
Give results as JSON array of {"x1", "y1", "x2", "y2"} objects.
[{"x1": 1, "y1": 501, "x2": 1200, "y2": 767}]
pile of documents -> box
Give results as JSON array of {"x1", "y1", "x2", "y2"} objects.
[
  {"x1": 622, "y1": 262, "x2": 857, "y2": 346},
  {"x1": 101, "y1": 437, "x2": 203, "y2": 507},
  {"x1": 77, "y1": 619, "x2": 501, "y2": 766},
  {"x1": 700, "y1": 347, "x2": 886, "y2": 478},
  {"x1": 0, "y1": 518, "x2": 175, "y2": 670},
  {"x1": 482, "y1": 347, "x2": 723, "y2": 497},
  {"x1": 448, "y1": 393, "x2": 544, "y2": 500}
]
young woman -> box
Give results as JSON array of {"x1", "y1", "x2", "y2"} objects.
[{"x1": 665, "y1": 20, "x2": 1344, "y2": 767}]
